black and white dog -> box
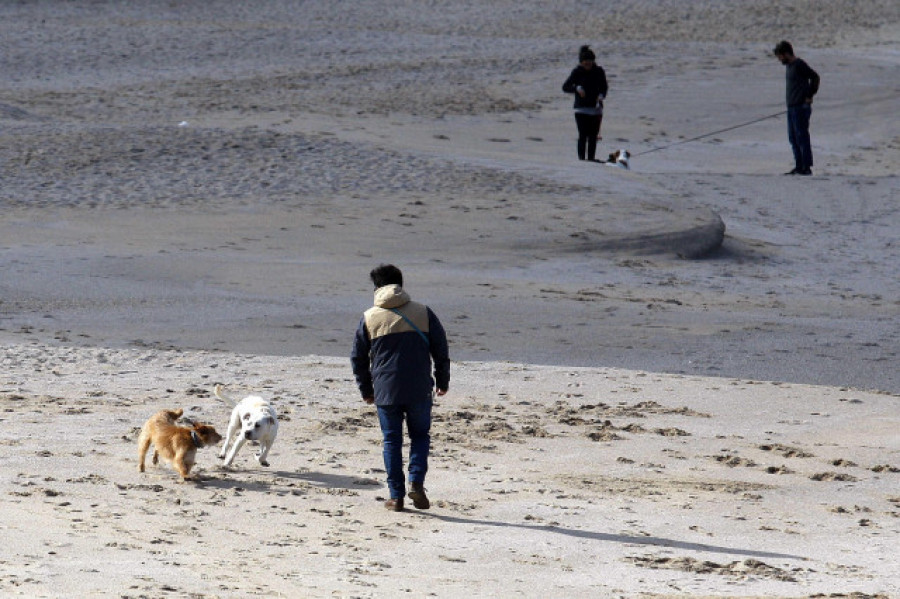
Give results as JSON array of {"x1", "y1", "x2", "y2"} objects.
[
  {"x1": 604, "y1": 149, "x2": 631, "y2": 169},
  {"x1": 214, "y1": 384, "x2": 279, "y2": 468}
]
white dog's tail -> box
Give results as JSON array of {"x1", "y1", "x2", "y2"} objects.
[{"x1": 214, "y1": 384, "x2": 238, "y2": 408}]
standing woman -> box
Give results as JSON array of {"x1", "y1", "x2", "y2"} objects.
[{"x1": 562, "y1": 45, "x2": 608, "y2": 162}]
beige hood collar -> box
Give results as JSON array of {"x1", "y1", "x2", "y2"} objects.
[{"x1": 374, "y1": 284, "x2": 411, "y2": 309}]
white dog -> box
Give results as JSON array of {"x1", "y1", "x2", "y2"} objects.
[
  {"x1": 214, "y1": 384, "x2": 279, "y2": 467},
  {"x1": 605, "y1": 149, "x2": 631, "y2": 169}
]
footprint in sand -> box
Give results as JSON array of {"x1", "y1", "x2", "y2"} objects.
[{"x1": 810, "y1": 472, "x2": 858, "y2": 482}]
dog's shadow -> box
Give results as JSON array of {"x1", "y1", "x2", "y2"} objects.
[
  {"x1": 189, "y1": 469, "x2": 275, "y2": 492},
  {"x1": 193, "y1": 467, "x2": 381, "y2": 493},
  {"x1": 274, "y1": 469, "x2": 382, "y2": 490}
]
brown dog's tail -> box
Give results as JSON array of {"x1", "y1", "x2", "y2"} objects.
[{"x1": 166, "y1": 408, "x2": 184, "y2": 421}]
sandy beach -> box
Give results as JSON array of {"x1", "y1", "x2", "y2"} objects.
[{"x1": 1, "y1": 1, "x2": 898, "y2": 597}]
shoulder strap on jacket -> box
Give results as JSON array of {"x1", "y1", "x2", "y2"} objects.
[{"x1": 389, "y1": 308, "x2": 429, "y2": 345}]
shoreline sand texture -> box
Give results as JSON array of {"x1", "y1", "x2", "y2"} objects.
[
  {"x1": 2, "y1": 1, "x2": 899, "y2": 391},
  {"x1": 1, "y1": 1, "x2": 899, "y2": 597}
]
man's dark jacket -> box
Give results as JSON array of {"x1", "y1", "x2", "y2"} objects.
[
  {"x1": 351, "y1": 285, "x2": 450, "y2": 406},
  {"x1": 785, "y1": 58, "x2": 820, "y2": 107}
]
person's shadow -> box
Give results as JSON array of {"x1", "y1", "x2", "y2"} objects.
[
  {"x1": 200, "y1": 470, "x2": 802, "y2": 560},
  {"x1": 416, "y1": 511, "x2": 806, "y2": 561}
]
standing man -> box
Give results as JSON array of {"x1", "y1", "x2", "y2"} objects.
[
  {"x1": 774, "y1": 40, "x2": 820, "y2": 175},
  {"x1": 351, "y1": 264, "x2": 450, "y2": 512}
]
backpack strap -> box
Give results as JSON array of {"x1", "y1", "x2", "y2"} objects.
[{"x1": 389, "y1": 308, "x2": 429, "y2": 345}]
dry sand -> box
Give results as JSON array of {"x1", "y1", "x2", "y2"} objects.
[
  {"x1": 2, "y1": 346, "x2": 898, "y2": 597},
  {"x1": 1, "y1": 1, "x2": 898, "y2": 597}
]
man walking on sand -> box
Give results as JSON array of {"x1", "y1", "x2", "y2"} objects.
[
  {"x1": 351, "y1": 264, "x2": 450, "y2": 512},
  {"x1": 774, "y1": 40, "x2": 820, "y2": 176}
]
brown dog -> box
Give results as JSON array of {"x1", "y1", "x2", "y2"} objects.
[{"x1": 137, "y1": 408, "x2": 223, "y2": 481}]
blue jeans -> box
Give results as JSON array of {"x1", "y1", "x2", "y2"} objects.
[
  {"x1": 376, "y1": 400, "x2": 432, "y2": 499},
  {"x1": 787, "y1": 104, "x2": 813, "y2": 171}
]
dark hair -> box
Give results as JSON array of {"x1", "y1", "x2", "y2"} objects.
[
  {"x1": 578, "y1": 45, "x2": 595, "y2": 62},
  {"x1": 370, "y1": 264, "x2": 403, "y2": 289},
  {"x1": 773, "y1": 40, "x2": 793, "y2": 56}
]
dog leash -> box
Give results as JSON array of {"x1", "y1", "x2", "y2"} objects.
[
  {"x1": 389, "y1": 308, "x2": 429, "y2": 345},
  {"x1": 633, "y1": 110, "x2": 787, "y2": 157}
]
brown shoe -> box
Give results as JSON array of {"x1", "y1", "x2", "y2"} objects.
[
  {"x1": 384, "y1": 497, "x2": 404, "y2": 511},
  {"x1": 408, "y1": 483, "x2": 430, "y2": 510}
]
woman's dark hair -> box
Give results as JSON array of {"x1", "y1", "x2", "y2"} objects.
[
  {"x1": 370, "y1": 264, "x2": 403, "y2": 288},
  {"x1": 579, "y1": 45, "x2": 595, "y2": 62}
]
